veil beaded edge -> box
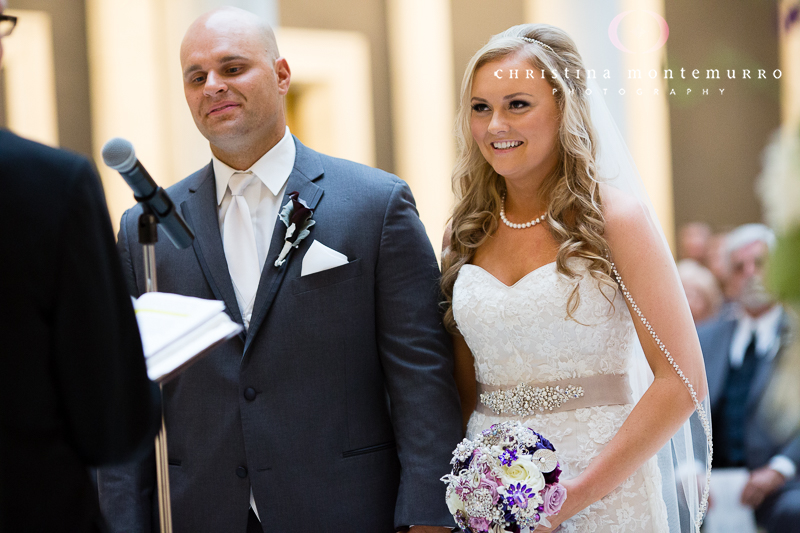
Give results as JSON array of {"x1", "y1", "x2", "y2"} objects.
[
  {"x1": 610, "y1": 262, "x2": 712, "y2": 532},
  {"x1": 582, "y1": 77, "x2": 712, "y2": 532}
]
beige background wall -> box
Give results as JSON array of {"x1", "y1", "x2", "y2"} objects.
[
  {"x1": 1, "y1": 0, "x2": 92, "y2": 157},
  {"x1": 451, "y1": 0, "x2": 526, "y2": 107},
  {"x1": 781, "y1": 0, "x2": 800, "y2": 129},
  {"x1": 665, "y1": 0, "x2": 782, "y2": 231},
  {"x1": 279, "y1": 0, "x2": 395, "y2": 174},
  {"x1": 0, "y1": 0, "x2": 795, "y2": 242}
]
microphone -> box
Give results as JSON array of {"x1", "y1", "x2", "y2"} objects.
[{"x1": 102, "y1": 138, "x2": 194, "y2": 249}]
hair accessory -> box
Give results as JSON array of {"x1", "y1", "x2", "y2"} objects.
[{"x1": 520, "y1": 36, "x2": 555, "y2": 53}]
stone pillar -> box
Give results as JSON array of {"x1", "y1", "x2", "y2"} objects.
[
  {"x1": 387, "y1": 0, "x2": 456, "y2": 254},
  {"x1": 780, "y1": 0, "x2": 800, "y2": 129},
  {"x1": 2, "y1": 8, "x2": 58, "y2": 146}
]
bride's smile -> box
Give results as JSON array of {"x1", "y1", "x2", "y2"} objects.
[
  {"x1": 470, "y1": 51, "x2": 560, "y2": 185},
  {"x1": 442, "y1": 24, "x2": 711, "y2": 533}
]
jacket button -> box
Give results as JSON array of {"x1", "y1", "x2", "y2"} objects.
[
  {"x1": 244, "y1": 387, "x2": 257, "y2": 401},
  {"x1": 236, "y1": 466, "x2": 248, "y2": 479}
]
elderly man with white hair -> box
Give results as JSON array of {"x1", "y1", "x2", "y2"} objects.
[{"x1": 698, "y1": 223, "x2": 800, "y2": 532}]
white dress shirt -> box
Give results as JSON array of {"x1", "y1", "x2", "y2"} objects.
[
  {"x1": 729, "y1": 304, "x2": 795, "y2": 479},
  {"x1": 212, "y1": 126, "x2": 296, "y2": 519},
  {"x1": 729, "y1": 304, "x2": 783, "y2": 368},
  {"x1": 213, "y1": 126, "x2": 296, "y2": 328}
]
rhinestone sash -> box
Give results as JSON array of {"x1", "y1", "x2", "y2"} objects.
[{"x1": 476, "y1": 373, "x2": 634, "y2": 417}]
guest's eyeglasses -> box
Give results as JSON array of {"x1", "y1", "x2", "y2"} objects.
[{"x1": 0, "y1": 14, "x2": 17, "y2": 38}]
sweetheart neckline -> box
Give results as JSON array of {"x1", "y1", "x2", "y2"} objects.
[{"x1": 461, "y1": 261, "x2": 557, "y2": 289}]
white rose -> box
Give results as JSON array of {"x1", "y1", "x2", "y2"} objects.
[
  {"x1": 499, "y1": 457, "x2": 545, "y2": 492},
  {"x1": 446, "y1": 487, "x2": 465, "y2": 514}
]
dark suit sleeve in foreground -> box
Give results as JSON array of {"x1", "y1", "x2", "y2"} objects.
[
  {"x1": 52, "y1": 158, "x2": 161, "y2": 465},
  {"x1": 374, "y1": 180, "x2": 463, "y2": 528},
  {"x1": 97, "y1": 207, "x2": 160, "y2": 533}
]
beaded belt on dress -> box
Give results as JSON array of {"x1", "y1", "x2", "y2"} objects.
[{"x1": 476, "y1": 373, "x2": 634, "y2": 417}]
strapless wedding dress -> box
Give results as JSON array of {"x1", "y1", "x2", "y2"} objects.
[{"x1": 453, "y1": 258, "x2": 669, "y2": 532}]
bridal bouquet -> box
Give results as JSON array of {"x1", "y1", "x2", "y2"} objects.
[{"x1": 441, "y1": 422, "x2": 566, "y2": 533}]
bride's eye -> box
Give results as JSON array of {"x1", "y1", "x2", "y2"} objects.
[
  {"x1": 509, "y1": 100, "x2": 530, "y2": 110},
  {"x1": 471, "y1": 103, "x2": 490, "y2": 113}
]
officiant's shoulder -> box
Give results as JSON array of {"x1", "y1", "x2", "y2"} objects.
[{"x1": 0, "y1": 130, "x2": 93, "y2": 190}]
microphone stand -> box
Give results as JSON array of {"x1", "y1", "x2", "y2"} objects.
[
  {"x1": 139, "y1": 208, "x2": 173, "y2": 533},
  {"x1": 102, "y1": 138, "x2": 194, "y2": 533}
]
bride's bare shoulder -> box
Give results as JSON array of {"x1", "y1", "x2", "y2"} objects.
[
  {"x1": 600, "y1": 184, "x2": 650, "y2": 234},
  {"x1": 600, "y1": 183, "x2": 644, "y2": 222},
  {"x1": 599, "y1": 183, "x2": 662, "y2": 257}
]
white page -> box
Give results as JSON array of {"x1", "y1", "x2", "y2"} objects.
[
  {"x1": 134, "y1": 292, "x2": 226, "y2": 357},
  {"x1": 704, "y1": 468, "x2": 757, "y2": 533},
  {"x1": 146, "y1": 313, "x2": 241, "y2": 381}
]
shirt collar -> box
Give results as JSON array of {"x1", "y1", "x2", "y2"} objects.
[
  {"x1": 213, "y1": 126, "x2": 296, "y2": 205},
  {"x1": 729, "y1": 303, "x2": 784, "y2": 367}
]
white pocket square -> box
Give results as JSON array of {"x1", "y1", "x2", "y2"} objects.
[{"x1": 301, "y1": 240, "x2": 348, "y2": 276}]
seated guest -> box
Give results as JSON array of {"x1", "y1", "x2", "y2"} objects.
[
  {"x1": 0, "y1": 3, "x2": 161, "y2": 531},
  {"x1": 678, "y1": 258, "x2": 723, "y2": 323},
  {"x1": 698, "y1": 223, "x2": 800, "y2": 533},
  {"x1": 678, "y1": 221, "x2": 712, "y2": 264},
  {"x1": 706, "y1": 230, "x2": 739, "y2": 303}
]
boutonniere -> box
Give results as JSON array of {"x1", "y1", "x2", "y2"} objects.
[{"x1": 274, "y1": 191, "x2": 315, "y2": 267}]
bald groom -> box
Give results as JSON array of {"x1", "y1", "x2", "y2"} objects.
[{"x1": 97, "y1": 8, "x2": 462, "y2": 533}]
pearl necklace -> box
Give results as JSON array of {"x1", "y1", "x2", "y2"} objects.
[{"x1": 500, "y1": 194, "x2": 545, "y2": 229}]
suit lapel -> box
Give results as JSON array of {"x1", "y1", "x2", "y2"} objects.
[
  {"x1": 180, "y1": 163, "x2": 245, "y2": 340},
  {"x1": 707, "y1": 319, "x2": 736, "y2": 408},
  {"x1": 243, "y1": 138, "x2": 325, "y2": 357}
]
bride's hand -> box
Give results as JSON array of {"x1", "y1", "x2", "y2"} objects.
[{"x1": 533, "y1": 477, "x2": 589, "y2": 532}]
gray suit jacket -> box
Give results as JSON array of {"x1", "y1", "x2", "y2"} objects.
[
  {"x1": 98, "y1": 138, "x2": 463, "y2": 532},
  {"x1": 698, "y1": 307, "x2": 800, "y2": 471}
]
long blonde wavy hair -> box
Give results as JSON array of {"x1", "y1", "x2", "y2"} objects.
[{"x1": 441, "y1": 24, "x2": 616, "y2": 333}]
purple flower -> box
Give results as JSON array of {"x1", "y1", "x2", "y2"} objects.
[
  {"x1": 471, "y1": 452, "x2": 500, "y2": 482},
  {"x1": 534, "y1": 433, "x2": 556, "y2": 451},
  {"x1": 479, "y1": 476, "x2": 501, "y2": 504},
  {"x1": 455, "y1": 472, "x2": 501, "y2": 505},
  {"x1": 544, "y1": 464, "x2": 561, "y2": 485},
  {"x1": 454, "y1": 478, "x2": 471, "y2": 498},
  {"x1": 505, "y1": 482, "x2": 535, "y2": 509},
  {"x1": 542, "y1": 483, "x2": 568, "y2": 515},
  {"x1": 468, "y1": 516, "x2": 491, "y2": 532},
  {"x1": 274, "y1": 191, "x2": 315, "y2": 267},
  {"x1": 285, "y1": 191, "x2": 313, "y2": 244},
  {"x1": 499, "y1": 448, "x2": 518, "y2": 466}
]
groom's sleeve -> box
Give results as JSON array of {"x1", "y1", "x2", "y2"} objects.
[
  {"x1": 374, "y1": 179, "x2": 463, "y2": 529},
  {"x1": 777, "y1": 430, "x2": 800, "y2": 472}
]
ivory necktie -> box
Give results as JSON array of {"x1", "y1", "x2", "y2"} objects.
[{"x1": 223, "y1": 172, "x2": 260, "y2": 328}]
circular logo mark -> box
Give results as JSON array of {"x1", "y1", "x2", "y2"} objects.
[{"x1": 608, "y1": 10, "x2": 670, "y2": 54}]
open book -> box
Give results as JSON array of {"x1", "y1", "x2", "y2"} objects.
[{"x1": 133, "y1": 292, "x2": 242, "y2": 382}]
